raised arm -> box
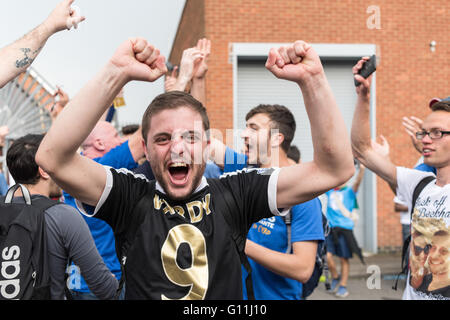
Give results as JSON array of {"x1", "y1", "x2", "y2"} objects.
[
  {"x1": 36, "y1": 38, "x2": 167, "y2": 206},
  {"x1": 352, "y1": 164, "x2": 365, "y2": 193},
  {"x1": 190, "y1": 38, "x2": 211, "y2": 106},
  {"x1": 0, "y1": 0, "x2": 85, "y2": 88},
  {"x1": 266, "y1": 41, "x2": 355, "y2": 208},
  {"x1": 402, "y1": 116, "x2": 424, "y2": 155},
  {"x1": 351, "y1": 57, "x2": 397, "y2": 192},
  {"x1": 171, "y1": 47, "x2": 204, "y2": 92}
]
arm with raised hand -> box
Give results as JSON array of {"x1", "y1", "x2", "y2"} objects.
[
  {"x1": 171, "y1": 47, "x2": 204, "y2": 92},
  {"x1": 352, "y1": 163, "x2": 366, "y2": 193},
  {"x1": 50, "y1": 86, "x2": 70, "y2": 121},
  {"x1": 0, "y1": 0, "x2": 85, "y2": 88},
  {"x1": 190, "y1": 38, "x2": 211, "y2": 106},
  {"x1": 164, "y1": 66, "x2": 178, "y2": 92},
  {"x1": 36, "y1": 38, "x2": 167, "y2": 206},
  {"x1": 265, "y1": 41, "x2": 355, "y2": 208},
  {"x1": 351, "y1": 57, "x2": 397, "y2": 192},
  {"x1": 402, "y1": 116, "x2": 423, "y2": 155}
]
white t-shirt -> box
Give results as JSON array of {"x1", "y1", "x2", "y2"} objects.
[
  {"x1": 396, "y1": 167, "x2": 450, "y2": 300},
  {"x1": 394, "y1": 194, "x2": 410, "y2": 225}
]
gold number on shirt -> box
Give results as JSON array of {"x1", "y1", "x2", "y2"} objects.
[{"x1": 161, "y1": 224, "x2": 209, "y2": 300}]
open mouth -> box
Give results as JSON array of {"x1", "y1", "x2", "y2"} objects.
[{"x1": 168, "y1": 162, "x2": 190, "y2": 186}]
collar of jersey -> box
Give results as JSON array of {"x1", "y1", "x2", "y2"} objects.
[{"x1": 155, "y1": 176, "x2": 209, "y2": 196}]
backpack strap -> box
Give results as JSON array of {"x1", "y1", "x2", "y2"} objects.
[
  {"x1": 410, "y1": 176, "x2": 435, "y2": 219},
  {"x1": 4, "y1": 185, "x2": 60, "y2": 299},
  {"x1": 282, "y1": 210, "x2": 292, "y2": 254},
  {"x1": 207, "y1": 179, "x2": 255, "y2": 300},
  {"x1": 392, "y1": 175, "x2": 435, "y2": 290},
  {"x1": 5, "y1": 184, "x2": 32, "y2": 205}
]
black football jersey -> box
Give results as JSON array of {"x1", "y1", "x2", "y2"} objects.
[{"x1": 92, "y1": 167, "x2": 281, "y2": 300}]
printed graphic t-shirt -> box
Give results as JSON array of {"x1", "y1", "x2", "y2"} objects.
[
  {"x1": 78, "y1": 167, "x2": 284, "y2": 300},
  {"x1": 397, "y1": 167, "x2": 450, "y2": 300}
]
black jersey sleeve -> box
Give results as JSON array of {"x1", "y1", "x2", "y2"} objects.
[
  {"x1": 79, "y1": 167, "x2": 152, "y2": 237},
  {"x1": 209, "y1": 168, "x2": 286, "y2": 238}
]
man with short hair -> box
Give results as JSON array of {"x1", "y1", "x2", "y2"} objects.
[
  {"x1": 0, "y1": 0, "x2": 85, "y2": 88},
  {"x1": 5, "y1": 134, "x2": 117, "y2": 300},
  {"x1": 351, "y1": 55, "x2": 450, "y2": 300},
  {"x1": 36, "y1": 38, "x2": 354, "y2": 299},
  {"x1": 225, "y1": 105, "x2": 324, "y2": 300},
  {"x1": 427, "y1": 230, "x2": 450, "y2": 295}
]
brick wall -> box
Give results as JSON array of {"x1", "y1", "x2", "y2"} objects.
[{"x1": 170, "y1": 0, "x2": 450, "y2": 251}]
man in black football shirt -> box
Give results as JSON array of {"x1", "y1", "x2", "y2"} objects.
[{"x1": 36, "y1": 38, "x2": 355, "y2": 299}]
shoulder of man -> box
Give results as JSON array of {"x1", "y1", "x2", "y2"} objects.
[{"x1": 219, "y1": 167, "x2": 275, "y2": 178}]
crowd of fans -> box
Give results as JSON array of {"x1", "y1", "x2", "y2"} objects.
[{"x1": 0, "y1": 0, "x2": 448, "y2": 301}]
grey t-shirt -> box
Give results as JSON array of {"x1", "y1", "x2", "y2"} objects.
[{"x1": 15, "y1": 195, "x2": 118, "y2": 299}]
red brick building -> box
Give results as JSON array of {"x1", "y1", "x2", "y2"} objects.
[{"x1": 169, "y1": 0, "x2": 449, "y2": 252}]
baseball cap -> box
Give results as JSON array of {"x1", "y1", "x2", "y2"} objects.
[{"x1": 429, "y1": 96, "x2": 450, "y2": 108}]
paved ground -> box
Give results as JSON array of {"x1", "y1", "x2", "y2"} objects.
[{"x1": 308, "y1": 252, "x2": 406, "y2": 300}]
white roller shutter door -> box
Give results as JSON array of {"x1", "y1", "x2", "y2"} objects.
[{"x1": 235, "y1": 58, "x2": 372, "y2": 251}]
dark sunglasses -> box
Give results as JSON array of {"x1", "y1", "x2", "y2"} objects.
[{"x1": 413, "y1": 244, "x2": 432, "y2": 256}]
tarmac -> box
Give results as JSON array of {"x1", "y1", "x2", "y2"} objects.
[{"x1": 308, "y1": 251, "x2": 407, "y2": 300}]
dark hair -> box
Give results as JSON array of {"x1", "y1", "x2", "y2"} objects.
[
  {"x1": 121, "y1": 124, "x2": 140, "y2": 136},
  {"x1": 7, "y1": 134, "x2": 44, "y2": 185},
  {"x1": 141, "y1": 91, "x2": 210, "y2": 144},
  {"x1": 287, "y1": 145, "x2": 301, "y2": 163},
  {"x1": 246, "y1": 104, "x2": 296, "y2": 153},
  {"x1": 431, "y1": 100, "x2": 450, "y2": 112}
]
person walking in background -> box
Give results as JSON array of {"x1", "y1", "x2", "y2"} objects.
[
  {"x1": 4, "y1": 134, "x2": 118, "y2": 299},
  {"x1": 325, "y1": 163, "x2": 365, "y2": 298}
]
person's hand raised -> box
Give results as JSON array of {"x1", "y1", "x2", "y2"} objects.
[
  {"x1": 193, "y1": 38, "x2": 211, "y2": 79},
  {"x1": 265, "y1": 40, "x2": 324, "y2": 85},
  {"x1": 45, "y1": 0, "x2": 86, "y2": 33},
  {"x1": 110, "y1": 38, "x2": 167, "y2": 83},
  {"x1": 353, "y1": 57, "x2": 373, "y2": 98}
]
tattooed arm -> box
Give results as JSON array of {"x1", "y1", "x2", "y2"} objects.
[{"x1": 0, "y1": 0, "x2": 85, "y2": 88}]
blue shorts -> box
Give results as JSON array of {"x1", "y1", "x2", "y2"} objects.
[{"x1": 326, "y1": 233, "x2": 353, "y2": 259}]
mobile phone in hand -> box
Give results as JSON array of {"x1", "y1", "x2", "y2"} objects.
[{"x1": 354, "y1": 54, "x2": 377, "y2": 87}]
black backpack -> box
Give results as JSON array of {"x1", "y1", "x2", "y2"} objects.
[
  {"x1": 0, "y1": 184, "x2": 58, "y2": 300},
  {"x1": 283, "y1": 208, "x2": 331, "y2": 299},
  {"x1": 115, "y1": 180, "x2": 255, "y2": 300},
  {"x1": 392, "y1": 175, "x2": 435, "y2": 290}
]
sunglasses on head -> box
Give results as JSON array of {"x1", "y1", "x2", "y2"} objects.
[{"x1": 413, "y1": 244, "x2": 432, "y2": 256}]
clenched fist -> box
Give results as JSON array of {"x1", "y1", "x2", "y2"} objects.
[
  {"x1": 265, "y1": 41, "x2": 324, "y2": 85},
  {"x1": 109, "y1": 38, "x2": 167, "y2": 83}
]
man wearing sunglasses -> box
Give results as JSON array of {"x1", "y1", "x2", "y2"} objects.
[
  {"x1": 351, "y1": 55, "x2": 450, "y2": 300},
  {"x1": 409, "y1": 229, "x2": 431, "y2": 290}
]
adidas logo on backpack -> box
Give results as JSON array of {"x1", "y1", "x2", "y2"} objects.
[{"x1": 0, "y1": 245, "x2": 21, "y2": 299}]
